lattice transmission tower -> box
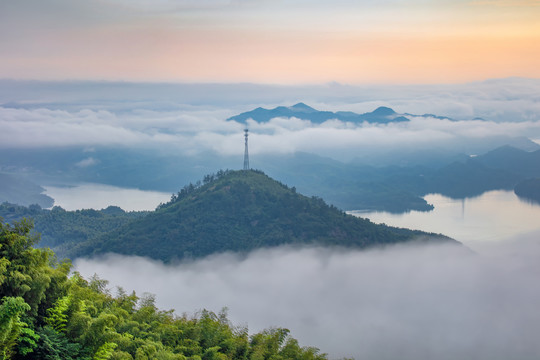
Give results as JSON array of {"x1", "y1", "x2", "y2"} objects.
[{"x1": 243, "y1": 128, "x2": 250, "y2": 170}]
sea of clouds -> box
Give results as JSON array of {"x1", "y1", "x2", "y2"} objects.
[
  {"x1": 2, "y1": 79, "x2": 540, "y2": 161},
  {"x1": 4, "y1": 78, "x2": 539, "y2": 358},
  {"x1": 74, "y1": 235, "x2": 540, "y2": 360}
]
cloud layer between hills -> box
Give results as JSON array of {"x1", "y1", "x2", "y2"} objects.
[{"x1": 75, "y1": 236, "x2": 540, "y2": 360}]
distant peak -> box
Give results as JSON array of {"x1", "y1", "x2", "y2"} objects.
[
  {"x1": 371, "y1": 106, "x2": 396, "y2": 116},
  {"x1": 290, "y1": 102, "x2": 316, "y2": 112}
]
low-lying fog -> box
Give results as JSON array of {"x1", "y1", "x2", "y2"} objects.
[{"x1": 75, "y1": 235, "x2": 540, "y2": 360}]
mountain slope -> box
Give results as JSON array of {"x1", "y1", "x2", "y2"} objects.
[
  {"x1": 228, "y1": 103, "x2": 410, "y2": 124},
  {"x1": 0, "y1": 202, "x2": 148, "y2": 249},
  {"x1": 0, "y1": 173, "x2": 54, "y2": 207},
  {"x1": 66, "y1": 170, "x2": 454, "y2": 261},
  {"x1": 476, "y1": 145, "x2": 540, "y2": 178}
]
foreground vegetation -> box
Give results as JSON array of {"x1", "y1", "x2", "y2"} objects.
[{"x1": 0, "y1": 219, "x2": 327, "y2": 360}]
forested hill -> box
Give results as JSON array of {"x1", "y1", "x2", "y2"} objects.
[
  {"x1": 0, "y1": 219, "x2": 327, "y2": 360},
  {"x1": 66, "y1": 170, "x2": 454, "y2": 261}
]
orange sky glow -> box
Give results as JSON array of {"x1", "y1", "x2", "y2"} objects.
[{"x1": 1, "y1": 0, "x2": 539, "y2": 84}]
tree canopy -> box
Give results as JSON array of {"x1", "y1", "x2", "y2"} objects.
[{"x1": 0, "y1": 219, "x2": 328, "y2": 360}]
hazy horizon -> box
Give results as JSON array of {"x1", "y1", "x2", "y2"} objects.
[{"x1": 1, "y1": 1, "x2": 539, "y2": 84}]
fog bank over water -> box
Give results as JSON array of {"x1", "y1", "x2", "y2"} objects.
[{"x1": 75, "y1": 237, "x2": 540, "y2": 360}]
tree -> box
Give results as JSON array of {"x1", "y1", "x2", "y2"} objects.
[{"x1": 0, "y1": 296, "x2": 31, "y2": 359}]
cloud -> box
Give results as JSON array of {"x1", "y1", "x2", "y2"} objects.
[
  {"x1": 2, "y1": 103, "x2": 540, "y2": 161},
  {"x1": 74, "y1": 237, "x2": 540, "y2": 360},
  {"x1": 75, "y1": 157, "x2": 99, "y2": 167},
  {"x1": 1, "y1": 79, "x2": 540, "y2": 161}
]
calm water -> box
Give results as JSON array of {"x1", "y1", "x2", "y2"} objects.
[
  {"x1": 44, "y1": 184, "x2": 540, "y2": 247},
  {"x1": 44, "y1": 183, "x2": 171, "y2": 211},
  {"x1": 350, "y1": 190, "x2": 540, "y2": 247}
]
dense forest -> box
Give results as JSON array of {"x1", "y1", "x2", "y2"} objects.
[
  {"x1": 64, "y1": 170, "x2": 453, "y2": 262},
  {"x1": 0, "y1": 219, "x2": 328, "y2": 360},
  {"x1": 0, "y1": 203, "x2": 147, "y2": 251},
  {"x1": 0, "y1": 170, "x2": 453, "y2": 262}
]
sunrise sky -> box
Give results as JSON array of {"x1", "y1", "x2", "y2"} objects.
[{"x1": 1, "y1": 0, "x2": 539, "y2": 84}]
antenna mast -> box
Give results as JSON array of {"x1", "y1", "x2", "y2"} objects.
[{"x1": 243, "y1": 129, "x2": 250, "y2": 170}]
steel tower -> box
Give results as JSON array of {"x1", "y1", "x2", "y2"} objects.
[{"x1": 243, "y1": 129, "x2": 250, "y2": 170}]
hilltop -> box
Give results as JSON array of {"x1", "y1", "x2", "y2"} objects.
[{"x1": 65, "y1": 170, "x2": 454, "y2": 261}]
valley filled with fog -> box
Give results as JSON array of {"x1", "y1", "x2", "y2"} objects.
[
  {"x1": 2, "y1": 79, "x2": 540, "y2": 359},
  {"x1": 68, "y1": 180, "x2": 540, "y2": 359},
  {"x1": 74, "y1": 237, "x2": 540, "y2": 360}
]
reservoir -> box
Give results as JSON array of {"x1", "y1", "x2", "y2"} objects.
[
  {"x1": 44, "y1": 184, "x2": 540, "y2": 248},
  {"x1": 350, "y1": 190, "x2": 540, "y2": 248}
]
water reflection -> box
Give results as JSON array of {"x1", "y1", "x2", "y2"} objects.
[{"x1": 349, "y1": 190, "x2": 540, "y2": 246}]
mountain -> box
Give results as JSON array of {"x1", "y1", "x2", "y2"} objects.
[
  {"x1": 514, "y1": 178, "x2": 540, "y2": 204},
  {"x1": 0, "y1": 202, "x2": 148, "y2": 249},
  {"x1": 476, "y1": 145, "x2": 540, "y2": 178},
  {"x1": 228, "y1": 103, "x2": 410, "y2": 124},
  {"x1": 426, "y1": 160, "x2": 519, "y2": 198},
  {"x1": 0, "y1": 173, "x2": 54, "y2": 207},
  {"x1": 65, "y1": 170, "x2": 454, "y2": 261}
]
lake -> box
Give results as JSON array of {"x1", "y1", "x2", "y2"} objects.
[
  {"x1": 69, "y1": 187, "x2": 540, "y2": 359},
  {"x1": 44, "y1": 184, "x2": 540, "y2": 246},
  {"x1": 44, "y1": 183, "x2": 172, "y2": 211},
  {"x1": 350, "y1": 190, "x2": 540, "y2": 249}
]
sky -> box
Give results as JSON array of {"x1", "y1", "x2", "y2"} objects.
[{"x1": 1, "y1": 0, "x2": 539, "y2": 84}]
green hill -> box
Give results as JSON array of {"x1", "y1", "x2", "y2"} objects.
[
  {"x1": 66, "y1": 170, "x2": 454, "y2": 261},
  {"x1": 0, "y1": 203, "x2": 148, "y2": 251}
]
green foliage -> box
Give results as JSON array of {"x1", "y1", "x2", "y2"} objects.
[
  {"x1": 31, "y1": 325, "x2": 88, "y2": 360},
  {"x1": 1, "y1": 219, "x2": 330, "y2": 360},
  {"x1": 0, "y1": 219, "x2": 70, "y2": 319},
  {"x1": 0, "y1": 203, "x2": 148, "y2": 257},
  {"x1": 45, "y1": 295, "x2": 71, "y2": 333},
  {"x1": 93, "y1": 342, "x2": 118, "y2": 360},
  {"x1": 67, "y1": 170, "x2": 452, "y2": 262},
  {"x1": 0, "y1": 297, "x2": 31, "y2": 359},
  {"x1": 16, "y1": 326, "x2": 40, "y2": 356}
]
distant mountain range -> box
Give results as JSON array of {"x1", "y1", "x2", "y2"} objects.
[
  {"x1": 228, "y1": 103, "x2": 412, "y2": 124},
  {"x1": 2, "y1": 143, "x2": 540, "y2": 214}
]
